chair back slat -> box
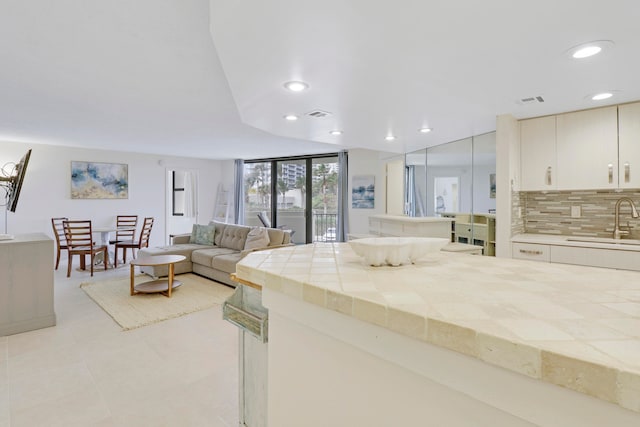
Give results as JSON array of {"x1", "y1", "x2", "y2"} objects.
[
  {"x1": 63, "y1": 220, "x2": 94, "y2": 249},
  {"x1": 51, "y1": 217, "x2": 68, "y2": 246},
  {"x1": 115, "y1": 215, "x2": 138, "y2": 241},
  {"x1": 138, "y1": 217, "x2": 154, "y2": 248}
]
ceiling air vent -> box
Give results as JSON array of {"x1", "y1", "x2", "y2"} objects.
[
  {"x1": 306, "y1": 110, "x2": 332, "y2": 118},
  {"x1": 518, "y1": 96, "x2": 545, "y2": 105}
]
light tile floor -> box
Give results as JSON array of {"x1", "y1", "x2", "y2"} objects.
[{"x1": 1, "y1": 261, "x2": 239, "y2": 427}]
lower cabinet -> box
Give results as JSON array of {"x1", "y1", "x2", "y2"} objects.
[
  {"x1": 512, "y1": 242, "x2": 640, "y2": 271},
  {"x1": 512, "y1": 243, "x2": 551, "y2": 262}
]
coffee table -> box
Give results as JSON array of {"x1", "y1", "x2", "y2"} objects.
[{"x1": 129, "y1": 255, "x2": 186, "y2": 298}]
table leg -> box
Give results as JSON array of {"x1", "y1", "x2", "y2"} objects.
[
  {"x1": 130, "y1": 263, "x2": 135, "y2": 296},
  {"x1": 168, "y1": 263, "x2": 174, "y2": 298}
]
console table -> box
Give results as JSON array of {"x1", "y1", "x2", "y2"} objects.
[{"x1": 0, "y1": 233, "x2": 56, "y2": 336}]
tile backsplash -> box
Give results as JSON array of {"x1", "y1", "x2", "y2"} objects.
[{"x1": 520, "y1": 189, "x2": 640, "y2": 238}]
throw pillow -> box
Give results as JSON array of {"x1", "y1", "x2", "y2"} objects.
[
  {"x1": 244, "y1": 227, "x2": 270, "y2": 251},
  {"x1": 189, "y1": 224, "x2": 215, "y2": 245}
]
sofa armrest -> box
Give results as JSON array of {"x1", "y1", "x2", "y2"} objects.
[
  {"x1": 172, "y1": 233, "x2": 192, "y2": 244},
  {"x1": 240, "y1": 243, "x2": 294, "y2": 258}
]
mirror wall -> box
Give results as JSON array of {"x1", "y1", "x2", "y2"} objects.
[{"x1": 405, "y1": 132, "x2": 496, "y2": 254}]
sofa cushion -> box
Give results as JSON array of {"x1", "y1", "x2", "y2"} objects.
[
  {"x1": 209, "y1": 221, "x2": 227, "y2": 246},
  {"x1": 211, "y1": 252, "x2": 244, "y2": 274},
  {"x1": 191, "y1": 247, "x2": 238, "y2": 267},
  {"x1": 219, "y1": 223, "x2": 252, "y2": 251},
  {"x1": 266, "y1": 228, "x2": 284, "y2": 246},
  {"x1": 139, "y1": 243, "x2": 214, "y2": 260},
  {"x1": 245, "y1": 227, "x2": 270, "y2": 250},
  {"x1": 189, "y1": 224, "x2": 215, "y2": 245}
]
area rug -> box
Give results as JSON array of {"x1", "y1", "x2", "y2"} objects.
[{"x1": 80, "y1": 273, "x2": 235, "y2": 331}]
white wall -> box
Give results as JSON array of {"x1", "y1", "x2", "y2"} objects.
[
  {"x1": 0, "y1": 141, "x2": 225, "y2": 248},
  {"x1": 348, "y1": 148, "x2": 396, "y2": 235}
]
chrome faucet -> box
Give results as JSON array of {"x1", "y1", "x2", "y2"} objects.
[{"x1": 613, "y1": 197, "x2": 640, "y2": 239}]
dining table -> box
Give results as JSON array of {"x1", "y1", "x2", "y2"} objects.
[{"x1": 92, "y1": 225, "x2": 136, "y2": 267}]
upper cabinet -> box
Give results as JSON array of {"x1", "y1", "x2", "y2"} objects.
[
  {"x1": 556, "y1": 106, "x2": 618, "y2": 190},
  {"x1": 520, "y1": 105, "x2": 621, "y2": 191},
  {"x1": 520, "y1": 115, "x2": 556, "y2": 191},
  {"x1": 618, "y1": 102, "x2": 640, "y2": 188}
]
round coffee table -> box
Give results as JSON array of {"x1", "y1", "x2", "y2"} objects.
[{"x1": 130, "y1": 255, "x2": 186, "y2": 298}]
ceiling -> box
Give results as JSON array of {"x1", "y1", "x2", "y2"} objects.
[{"x1": 1, "y1": 1, "x2": 639, "y2": 160}]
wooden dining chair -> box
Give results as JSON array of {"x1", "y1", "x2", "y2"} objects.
[
  {"x1": 115, "y1": 217, "x2": 154, "y2": 267},
  {"x1": 63, "y1": 220, "x2": 109, "y2": 277},
  {"x1": 51, "y1": 217, "x2": 69, "y2": 270},
  {"x1": 109, "y1": 215, "x2": 138, "y2": 262}
]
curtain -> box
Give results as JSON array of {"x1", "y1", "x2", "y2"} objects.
[
  {"x1": 234, "y1": 159, "x2": 244, "y2": 224},
  {"x1": 336, "y1": 150, "x2": 349, "y2": 242},
  {"x1": 183, "y1": 171, "x2": 197, "y2": 220}
]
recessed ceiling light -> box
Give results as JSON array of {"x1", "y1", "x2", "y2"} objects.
[
  {"x1": 284, "y1": 114, "x2": 299, "y2": 121},
  {"x1": 283, "y1": 81, "x2": 309, "y2": 92},
  {"x1": 385, "y1": 135, "x2": 396, "y2": 141},
  {"x1": 592, "y1": 92, "x2": 613, "y2": 101},
  {"x1": 566, "y1": 40, "x2": 613, "y2": 59},
  {"x1": 573, "y1": 46, "x2": 601, "y2": 58},
  {"x1": 419, "y1": 127, "x2": 432, "y2": 133},
  {"x1": 329, "y1": 130, "x2": 343, "y2": 136}
]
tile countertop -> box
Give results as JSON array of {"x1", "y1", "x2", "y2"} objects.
[
  {"x1": 236, "y1": 243, "x2": 640, "y2": 413},
  {"x1": 512, "y1": 233, "x2": 640, "y2": 252}
]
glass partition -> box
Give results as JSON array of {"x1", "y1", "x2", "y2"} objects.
[
  {"x1": 426, "y1": 137, "x2": 473, "y2": 217},
  {"x1": 405, "y1": 132, "x2": 496, "y2": 255}
]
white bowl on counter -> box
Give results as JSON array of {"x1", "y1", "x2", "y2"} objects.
[{"x1": 348, "y1": 237, "x2": 449, "y2": 267}]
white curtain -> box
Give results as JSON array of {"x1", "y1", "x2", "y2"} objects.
[{"x1": 183, "y1": 171, "x2": 197, "y2": 219}]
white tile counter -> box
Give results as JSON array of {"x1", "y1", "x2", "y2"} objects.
[{"x1": 236, "y1": 243, "x2": 640, "y2": 418}]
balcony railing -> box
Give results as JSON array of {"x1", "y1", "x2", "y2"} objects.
[
  {"x1": 243, "y1": 209, "x2": 337, "y2": 243},
  {"x1": 313, "y1": 212, "x2": 337, "y2": 242}
]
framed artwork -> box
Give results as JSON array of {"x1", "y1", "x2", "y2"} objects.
[
  {"x1": 352, "y1": 175, "x2": 375, "y2": 209},
  {"x1": 489, "y1": 173, "x2": 496, "y2": 199},
  {"x1": 71, "y1": 161, "x2": 128, "y2": 199}
]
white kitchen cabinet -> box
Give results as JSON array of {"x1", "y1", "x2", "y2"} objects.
[
  {"x1": 556, "y1": 106, "x2": 618, "y2": 190},
  {"x1": 520, "y1": 115, "x2": 556, "y2": 191},
  {"x1": 550, "y1": 245, "x2": 640, "y2": 271},
  {"x1": 1, "y1": 233, "x2": 56, "y2": 336},
  {"x1": 511, "y1": 236, "x2": 640, "y2": 271},
  {"x1": 511, "y1": 242, "x2": 550, "y2": 262},
  {"x1": 618, "y1": 101, "x2": 640, "y2": 188}
]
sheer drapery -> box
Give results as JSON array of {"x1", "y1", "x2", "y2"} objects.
[
  {"x1": 234, "y1": 159, "x2": 244, "y2": 224},
  {"x1": 336, "y1": 150, "x2": 349, "y2": 242},
  {"x1": 183, "y1": 171, "x2": 197, "y2": 219}
]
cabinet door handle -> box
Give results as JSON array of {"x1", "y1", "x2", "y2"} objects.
[
  {"x1": 608, "y1": 163, "x2": 613, "y2": 184},
  {"x1": 519, "y1": 249, "x2": 543, "y2": 255},
  {"x1": 546, "y1": 167, "x2": 552, "y2": 185},
  {"x1": 625, "y1": 162, "x2": 630, "y2": 183}
]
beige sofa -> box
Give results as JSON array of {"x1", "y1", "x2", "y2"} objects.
[{"x1": 137, "y1": 221, "x2": 292, "y2": 287}]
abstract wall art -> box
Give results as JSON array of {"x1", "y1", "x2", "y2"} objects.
[
  {"x1": 352, "y1": 175, "x2": 375, "y2": 209},
  {"x1": 71, "y1": 161, "x2": 128, "y2": 199}
]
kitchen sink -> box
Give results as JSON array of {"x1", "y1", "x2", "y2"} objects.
[{"x1": 566, "y1": 236, "x2": 640, "y2": 246}]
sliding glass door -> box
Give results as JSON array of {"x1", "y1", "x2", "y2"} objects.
[
  {"x1": 311, "y1": 157, "x2": 338, "y2": 242},
  {"x1": 275, "y1": 158, "x2": 306, "y2": 243},
  {"x1": 242, "y1": 154, "x2": 339, "y2": 243}
]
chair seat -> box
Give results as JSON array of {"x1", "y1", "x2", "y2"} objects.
[
  {"x1": 70, "y1": 245, "x2": 94, "y2": 252},
  {"x1": 71, "y1": 244, "x2": 107, "y2": 252}
]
